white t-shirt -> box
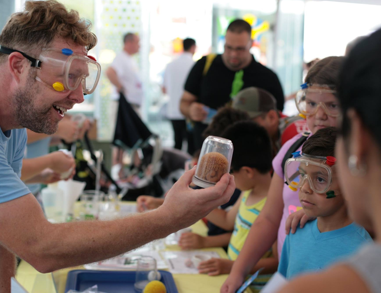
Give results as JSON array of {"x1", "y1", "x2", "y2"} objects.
[
  {"x1": 110, "y1": 51, "x2": 143, "y2": 106},
  {"x1": 163, "y1": 52, "x2": 194, "y2": 119}
]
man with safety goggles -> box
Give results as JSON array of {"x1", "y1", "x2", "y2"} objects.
[
  {"x1": 295, "y1": 83, "x2": 340, "y2": 119},
  {"x1": 0, "y1": 1, "x2": 235, "y2": 291},
  {"x1": 0, "y1": 46, "x2": 101, "y2": 96}
]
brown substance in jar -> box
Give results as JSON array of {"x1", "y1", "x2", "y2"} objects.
[{"x1": 196, "y1": 152, "x2": 228, "y2": 183}]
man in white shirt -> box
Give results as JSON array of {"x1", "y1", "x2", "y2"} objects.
[
  {"x1": 163, "y1": 38, "x2": 196, "y2": 155},
  {"x1": 106, "y1": 33, "x2": 143, "y2": 167},
  {"x1": 106, "y1": 33, "x2": 143, "y2": 113}
]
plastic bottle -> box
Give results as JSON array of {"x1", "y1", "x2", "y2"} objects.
[{"x1": 41, "y1": 183, "x2": 64, "y2": 223}]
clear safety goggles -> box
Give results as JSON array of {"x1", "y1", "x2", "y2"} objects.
[
  {"x1": 295, "y1": 83, "x2": 340, "y2": 118},
  {"x1": 285, "y1": 151, "x2": 336, "y2": 195},
  {"x1": 0, "y1": 46, "x2": 101, "y2": 95}
]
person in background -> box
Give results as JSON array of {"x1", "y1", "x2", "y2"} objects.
[
  {"x1": 277, "y1": 27, "x2": 381, "y2": 293},
  {"x1": 106, "y1": 32, "x2": 142, "y2": 168},
  {"x1": 0, "y1": 2, "x2": 235, "y2": 291},
  {"x1": 180, "y1": 19, "x2": 284, "y2": 150},
  {"x1": 278, "y1": 127, "x2": 371, "y2": 279},
  {"x1": 106, "y1": 32, "x2": 142, "y2": 114},
  {"x1": 163, "y1": 38, "x2": 196, "y2": 155}
]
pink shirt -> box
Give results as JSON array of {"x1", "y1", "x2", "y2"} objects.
[{"x1": 272, "y1": 133, "x2": 311, "y2": 258}]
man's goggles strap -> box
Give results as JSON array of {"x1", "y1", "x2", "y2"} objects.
[{"x1": 0, "y1": 45, "x2": 41, "y2": 68}]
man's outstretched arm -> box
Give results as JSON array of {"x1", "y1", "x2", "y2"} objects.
[{"x1": 0, "y1": 168, "x2": 235, "y2": 273}]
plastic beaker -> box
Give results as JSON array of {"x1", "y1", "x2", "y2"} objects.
[
  {"x1": 134, "y1": 256, "x2": 159, "y2": 292},
  {"x1": 79, "y1": 190, "x2": 105, "y2": 220}
]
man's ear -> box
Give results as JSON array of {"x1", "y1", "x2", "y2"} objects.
[{"x1": 8, "y1": 52, "x2": 29, "y2": 84}]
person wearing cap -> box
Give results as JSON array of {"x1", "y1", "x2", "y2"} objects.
[
  {"x1": 232, "y1": 87, "x2": 307, "y2": 156},
  {"x1": 180, "y1": 19, "x2": 284, "y2": 151},
  {"x1": 0, "y1": 2, "x2": 235, "y2": 291}
]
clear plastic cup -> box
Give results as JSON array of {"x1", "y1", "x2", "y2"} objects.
[
  {"x1": 134, "y1": 256, "x2": 159, "y2": 292},
  {"x1": 192, "y1": 136, "x2": 233, "y2": 188},
  {"x1": 79, "y1": 190, "x2": 105, "y2": 220}
]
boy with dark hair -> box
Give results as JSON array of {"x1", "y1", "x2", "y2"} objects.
[
  {"x1": 202, "y1": 106, "x2": 250, "y2": 138},
  {"x1": 194, "y1": 121, "x2": 278, "y2": 292},
  {"x1": 278, "y1": 127, "x2": 372, "y2": 279}
]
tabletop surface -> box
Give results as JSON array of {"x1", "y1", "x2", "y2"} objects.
[{"x1": 16, "y1": 203, "x2": 229, "y2": 293}]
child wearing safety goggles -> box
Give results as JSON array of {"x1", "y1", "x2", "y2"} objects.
[
  {"x1": 222, "y1": 57, "x2": 345, "y2": 293},
  {"x1": 278, "y1": 127, "x2": 372, "y2": 279}
]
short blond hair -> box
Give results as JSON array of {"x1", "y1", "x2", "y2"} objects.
[{"x1": 0, "y1": 0, "x2": 97, "y2": 63}]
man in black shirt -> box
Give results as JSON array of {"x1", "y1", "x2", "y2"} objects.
[{"x1": 180, "y1": 19, "x2": 284, "y2": 150}]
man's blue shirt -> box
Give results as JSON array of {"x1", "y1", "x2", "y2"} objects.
[
  {"x1": 26, "y1": 137, "x2": 51, "y2": 194},
  {"x1": 0, "y1": 127, "x2": 30, "y2": 203}
]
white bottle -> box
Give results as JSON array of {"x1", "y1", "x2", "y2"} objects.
[{"x1": 41, "y1": 183, "x2": 64, "y2": 223}]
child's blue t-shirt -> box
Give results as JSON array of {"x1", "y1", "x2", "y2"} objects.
[
  {"x1": 278, "y1": 219, "x2": 372, "y2": 279},
  {"x1": 0, "y1": 127, "x2": 31, "y2": 203}
]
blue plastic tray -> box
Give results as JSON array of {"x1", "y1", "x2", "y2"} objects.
[{"x1": 65, "y1": 270, "x2": 178, "y2": 293}]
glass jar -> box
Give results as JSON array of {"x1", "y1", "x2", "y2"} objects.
[{"x1": 192, "y1": 136, "x2": 233, "y2": 188}]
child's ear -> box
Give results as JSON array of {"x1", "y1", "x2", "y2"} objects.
[{"x1": 241, "y1": 166, "x2": 255, "y2": 178}]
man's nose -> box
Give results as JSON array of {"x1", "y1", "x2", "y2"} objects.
[
  {"x1": 230, "y1": 50, "x2": 238, "y2": 58},
  {"x1": 68, "y1": 84, "x2": 84, "y2": 104}
]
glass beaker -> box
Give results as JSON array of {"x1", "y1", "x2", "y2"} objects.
[
  {"x1": 193, "y1": 136, "x2": 233, "y2": 188},
  {"x1": 79, "y1": 190, "x2": 105, "y2": 220}
]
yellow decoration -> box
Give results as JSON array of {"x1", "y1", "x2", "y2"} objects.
[
  {"x1": 143, "y1": 280, "x2": 167, "y2": 293},
  {"x1": 289, "y1": 186, "x2": 298, "y2": 192},
  {"x1": 243, "y1": 14, "x2": 256, "y2": 26},
  {"x1": 52, "y1": 82, "x2": 65, "y2": 92},
  {"x1": 172, "y1": 37, "x2": 183, "y2": 54},
  {"x1": 289, "y1": 181, "x2": 298, "y2": 192},
  {"x1": 252, "y1": 21, "x2": 270, "y2": 40},
  {"x1": 299, "y1": 113, "x2": 306, "y2": 119}
]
